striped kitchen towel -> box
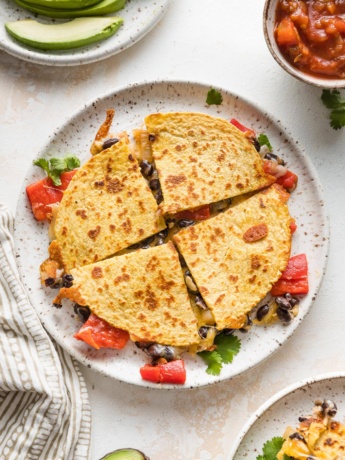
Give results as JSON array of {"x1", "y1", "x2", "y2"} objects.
[{"x1": 0, "y1": 204, "x2": 91, "y2": 460}]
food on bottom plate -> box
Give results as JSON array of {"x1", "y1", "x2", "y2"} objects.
[
  {"x1": 257, "y1": 399, "x2": 345, "y2": 460},
  {"x1": 27, "y1": 106, "x2": 309, "y2": 384},
  {"x1": 274, "y1": 0, "x2": 345, "y2": 78},
  {"x1": 5, "y1": 17, "x2": 123, "y2": 51}
]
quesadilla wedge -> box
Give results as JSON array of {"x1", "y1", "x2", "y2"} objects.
[
  {"x1": 43, "y1": 139, "x2": 166, "y2": 273},
  {"x1": 55, "y1": 241, "x2": 200, "y2": 347},
  {"x1": 173, "y1": 184, "x2": 293, "y2": 330},
  {"x1": 144, "y1": 112, "x2": 276, "y2": 214}
]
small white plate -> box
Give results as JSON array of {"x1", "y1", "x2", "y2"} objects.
[
  {"x1": 230, "y1": 373, "x2": 345, "y2": 459},
  {"x1": 0, "y1": 0, "x2": 169, "y2": 66},
  {"x1": 14, "y1": 80, "x2": 329, "y2": 388}
]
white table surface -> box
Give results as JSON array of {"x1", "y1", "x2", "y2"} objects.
[{"x1": 1, "y1": 1, "x2": 344, "y2": 459}]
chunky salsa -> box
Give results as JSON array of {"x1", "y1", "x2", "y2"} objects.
[{"x1": 275, "y1": 0, "x2": 345, "y2": 78}]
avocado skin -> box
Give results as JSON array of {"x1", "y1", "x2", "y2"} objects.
[
  {"x1": 22, "y1": 0, "x2": 102, "y2": 10},
  {"x1": 13, "y1": 0, "x2": 127, "y2": 18},
  {"x1": 99, "y1": 449, "x2": 150, "y2": 460},
  {"x1": 5, "y1": 17, "x2": 123, "y2": 50}
]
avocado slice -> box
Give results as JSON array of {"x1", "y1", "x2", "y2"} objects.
[
  {"x1": 13, "y1": 0, "x2": 126, "y2": 18},
  {"x1": 23, "y1": 0, "x2": 101, "y2": 10},
  {"x1": 100, "y1": 449, "x2": 150, "y2": 460},
  {"x1": 5, "y1": 17, "x2": 123, "y2": 50}
]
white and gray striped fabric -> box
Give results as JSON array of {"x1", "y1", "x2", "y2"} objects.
[{"x1": 0, "y1": 204, "x2": 91, "y2": 460}]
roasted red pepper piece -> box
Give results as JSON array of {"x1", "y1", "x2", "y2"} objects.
[
  {"x1": 140, "y1": 360, "x2": 186, "y2": 384},
  {"x1": 174, "y1": 204, "x2": 211, "y2": 221},
  {"x1": 230, "y1": 118, "x2": 256, "y2": 137},
  {"x1": 74, "y1": 313, "x2": 129, "y2": 350},
  {"x1": 26, "y1": 170, "x2": 77, "y2": 221},
  {"x1": 271, "y1": 254, "x2": 309, "y2": 296},
  {"x1": 276, "y1": 170, "x2": 298, "y2": 192}
]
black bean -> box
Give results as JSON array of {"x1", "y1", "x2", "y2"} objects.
[
  {"x1": 140, "y1": 245, "x2": 151, "y2": 250},
  {"x1": 178, "y1": 219, "x2": 195, "y2": 228},
  {"x1": 53, "y1": 302, "x2": 62, "y2": 309},
  {"x1": 322, "y1": 400, "x2": 337, "y2": 417},
  {"x1": 285, "y1": 292, "x2": 299, "y2": 307},
  {"x1": 289, "y1": 432, "x2": 305, "y2": 443},
  {"x1": 148, "y1": 134, "x2": 155, "y2": 141},
  {"x1": 155, "y1": 190, "x2": 163, "y2": 204},
  {"x1": 222, "y1": 328, "x2": 234, "y2": 336},
  {"x1": 276, "y1": 307, "x2": 293, "y2": 323},
  {"x1": 198, "y1": 326, "x2": 209, "y2": 339},
  {"x1": 140, "y1": 160, "x2": 153, "y2": 177},
  {"x1": 141, "y1": 235, "x2": 155, "y2": 246},
  {"x1": 195, "y1": 295, "x2": 207, "y2": 310},
  {"x1": 44, "y1": 277, "x2": 55, "y2": 287},
  {"x1": 178, "y1": 253, "x2": 187, "y2": 268},
  {"x1": 102, "y1": 138, "x2": 119, "y2": 150},
  {"x1": 298, "y1": 416, "x2": 308, "y2": 422},
  {"x1": 74, "y1": 304, "x2": 90, "y2": 323},
  {"x1": 155, "y1": 238, "x2": 165, "y2": 246},
  {"x1": 252, "y1": 138, "x2": 261, "y2": 152},
  {"x1": 149, "y1": 178, "x2": 160, "y2": 191},
  {"x1": 157, "y1": 228, "x2": 169, "y2": 239},
  {"x1": 128, "y1": 243, "x2": 139, "y2": 250},
  {"x1": 135, "y1": 341, "x2": 154, "y2": 350},
  {"x1": 146, "y1": 344, "x2": 177, "y2": 362},
  {"x1": 276, "y1": 296, "x2": 293, "y2": 310},
  {"x1": 62, "y1": 274, "x2": 74, "y2": 288},
  {"x1": 256, "y1": 304, "x2": 269, "y2": 321}
]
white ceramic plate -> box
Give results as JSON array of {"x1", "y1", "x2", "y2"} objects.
[
  {"x1": 0, "y1": 0, "x2": 169, "y2": 66},
  {"x1": 229, "y1": 373, "x2": 345, "y2": 459},
  {"x1": 14, "y1": 80, "x2": 329, "y2": 388}
]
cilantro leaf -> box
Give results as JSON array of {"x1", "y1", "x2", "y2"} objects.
[
  {"x1": 206, "y1": 88, "x2": 223, "y2": 105},
  {"x1": 198, "y1": 350, "x2": 222, "y2": 375},
  {"x1": 198, "y1": 333, "x2": 241, "y2": 375},
  {"x1": 255, "y1": 436, "x2": 292, "y2": 460},
  {"x1": 321, "y1": 90, "x2": 345, "y2": 130},
  {"x1": 33, "y1": 154, "x2": 80, "y2": 186},
  {"x1": 258, "y1": 133, "x2": 273, "y2": 152}
]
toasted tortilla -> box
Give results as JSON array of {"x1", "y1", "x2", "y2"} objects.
[
  {"x1": 144, "y1": 112, "x2": 275, "y2": 214},
  {"x1": 57, "y1": 242, "x2": 200, "y2": 347},
  {"x1": 173, "y1": 184, "x2": 292, "y2": 330},
  {"x1": 48, "y1": 140, "x2": 166, "y2": 272}
]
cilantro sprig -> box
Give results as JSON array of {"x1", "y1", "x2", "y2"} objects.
[
  {"x1": 198, "y1": 333, "x2": 241, "y2": 375},
  {"x1": 321, "y1": 89, "x2": 345, "y2": 130},
  {"x1": 34, "y1": 154, "x2": 80, "y2": 186},
  {"x1": 256, "y1": 436, "x2": 292, "y2": 460},
  {"x1": 258, "y1": 133, "x2": 273, "y2": 152},
  {"x1": 206, "y1": 88, "x2": 223, "y2": 106}
]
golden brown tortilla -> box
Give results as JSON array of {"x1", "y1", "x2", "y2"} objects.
[
  {"x1": 57, "y1": 242, "x2": 200, "y2": 347},
  {"x1": 48, "y1": 140, "x2": 166, "y2": 272},
  {"x1": 173, "y1": 184, "x2": 292, "y2": 330},
  {"x1": 145, "y1": 112, "x2": 275, "y2": 214}
]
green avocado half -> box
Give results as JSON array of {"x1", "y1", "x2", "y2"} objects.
[
  {"x1": 5, "y1": 17, "x2": 123, "y2": 50},
  {"x1": 13, "y1": 0, "x2": 126, "y2": 18},
  {"x1": 22, "y1": 0, "x2": 102, "y2": 9},
  {"x1": 99, "y1": 449, "x2": 150, "y2": 460}
]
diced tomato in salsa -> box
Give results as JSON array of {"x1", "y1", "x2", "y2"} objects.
[
  {"x1": 271, "y1": 253, "x2": 309, "y2": 296},
  {"x1": 140, "y1": 360, "x2": 186, "y2": 384},
  {"x1": 290, "y1": 218, "x2": 297, "y2": 234},
  {"x1": 74, "y1": 313, "x2": 129, "y2": 350},
  {"x1": 276, "y1": 170, "x2": 298, "y2": 192},
  {"x1": 174, "y1": 205, "x2": 211, "y2": 221},
  {"x1": 275, "y1": 18, "x2": 299, "y2": 47},
  {"x1": 230, "y1": 119, "x2": 256, "y2": 137},
  {"x1": 26, "y1": 170, "x2": 77, "y2": 221}
]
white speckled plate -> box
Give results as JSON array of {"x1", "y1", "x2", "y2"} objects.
[
  {"x1": 229, "y1": 373, "x2": 345, "y2": 459},
  {"x1": 0, "y1": 0, "x2": 169, "y2": 66},
  {"x1": 14, "y1": 80, "x2": 329, "y2": 388}
]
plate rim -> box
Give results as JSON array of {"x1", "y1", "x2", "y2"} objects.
[
  {"x1": 228, "y1": 371, "x2": 345, "y2": 459},
  {"x1": 0, "y1": 0, "x2": 170, "y2": 66},
  {"x1": 14, "y1": 78, "x2": 330, "y2": 389}
]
